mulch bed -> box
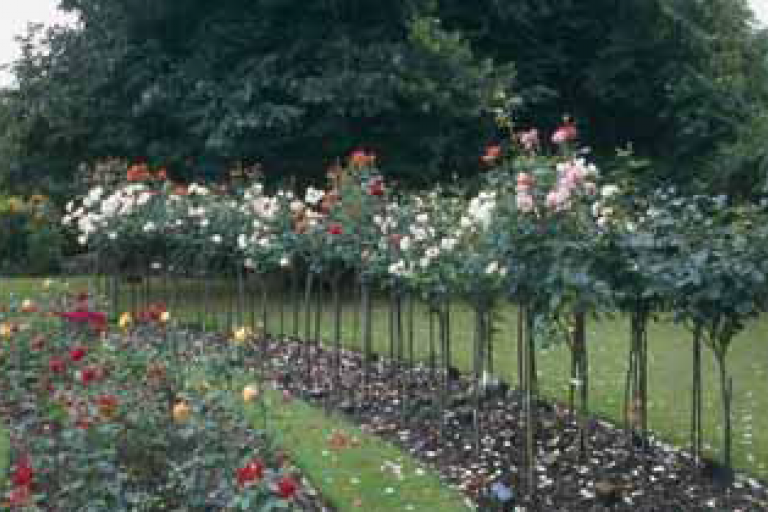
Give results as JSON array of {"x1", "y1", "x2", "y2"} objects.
[{"x1": 255, "y1": 337, "x2": 768, "y2": 511}]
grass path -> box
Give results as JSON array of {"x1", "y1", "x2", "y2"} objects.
[{"x1": 243, "y1": 389, "x2": 471, "y2": 512}]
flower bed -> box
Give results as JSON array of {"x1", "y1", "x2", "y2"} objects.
[{"x1": 0, "y1": 290, "x2": 322, "y2": 510}]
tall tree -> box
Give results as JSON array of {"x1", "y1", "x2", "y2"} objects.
[
  {"x1": 438, "y1": 0, "x2": 768, "y2": 195},
  {"x1": 3, "y1": 0, "x2": 514, "y2": 190}
]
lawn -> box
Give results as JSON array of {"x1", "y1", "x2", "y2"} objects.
[
  {"x1": 3, "y1": 275, "x2": 767, "y2": 480},
  {"x1": 250, "y1": 388, "x2": 470, "y2": 512}
]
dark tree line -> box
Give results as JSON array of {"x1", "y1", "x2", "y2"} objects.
[{"x1": 2, "y1": 0, "x2": 768, "y2": 197}]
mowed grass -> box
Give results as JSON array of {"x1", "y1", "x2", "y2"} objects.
[
  {"x1": 3, "y1": 275, "x2": 768, "y2": 480},
  {"x1": 247, "y1": 389, "x2": 471, "y2": 512}
]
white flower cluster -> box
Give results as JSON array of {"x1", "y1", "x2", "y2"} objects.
[
  {"x1": 464, "y1": 191, "x2": 497, "y2": 230},
  {"x1": 63, "y1": 183, "x2": 153, "y2": 245}
]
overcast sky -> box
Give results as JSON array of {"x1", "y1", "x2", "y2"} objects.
[{"x1": 2, "y1": 0, "x2": 768, "y2": 87}]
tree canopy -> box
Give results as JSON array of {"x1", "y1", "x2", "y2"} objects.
[
  {"x1": 2, "y1": 0, "x2": 768, "y2": 196},
  {"x1": 3, "y1": 0, "x2": 514, "y2": 191}
]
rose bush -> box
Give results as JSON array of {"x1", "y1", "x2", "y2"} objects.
[{"x1": 0, "y1": 288, "x2": 308, "y2": 510}]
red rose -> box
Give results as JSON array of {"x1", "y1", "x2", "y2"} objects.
[
  {"x1": 69, "y1": 346, "x2": 87, "y2": 362},
  {"x1": 236, "y1": 459, "x2": 265, "y2": 488},
  {"x1": 481, "y1": 144, "x2": 502, "y2": 164},
  {"x1": 277, "y1": 475, "x2": 299, "y2": 499},
  {"x1": 49, "y1": 358, "x2": 66, "y2": 374},
  {"x1": 368, "y1": 178, "x2": 384, "y2": 196},
  {"x1": 7, "y1": 485, "x2": 31, "y2": 507},
  {"x1": 56, "y1": 311, "x2": 107, "y2": 330},
  {"x1": 11, "y1": 459, "x2": 34, "y2": 487},
  {"x1": 328, "y1": 223, "x2": 343, "y2": 235},
  {"x1": 80, "y1": 366, "x2": 99, "y2": 385},
  {"x1": 75, "y1": 416, "x2": 91, "y2": 430},
  {"x1": 349, "y1": 149, "x2": 376, "y2": 167}
]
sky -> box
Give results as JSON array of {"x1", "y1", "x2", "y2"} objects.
[
  {"x1": 1, "y1": 0, "x2": 768, "y2": 87},
  {"x1": 0, "y1": 1, "x2": 76, "y2": 86}
]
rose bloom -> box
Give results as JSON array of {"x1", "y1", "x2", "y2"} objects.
[
  {"x1": 7, "y1": 484, "x2": 32, "y2": 507},
  {"x1": 80, "y1": 366, "x2": 99, "y2": 385},
  {"x1": 552, "y1": 123, "x2": 578, "y2": 144},
  {"x1": 236, "y1": 459, "x2": 265, "y2": 487},
  {"x1": 49, "y1": 358, "x2": 66, "y2": 374},
  {"x1": 97, "y1": 395, "x2": 119, "y2": 419},
  {"x1": 11, "y1": 458, "x2": 34, "y2": 487},
  {"x1": 516, "y1": 193, "x2": 535, "y2": 213},
  {"x1": 481, "y1": 144, "x2": 502, "y2": 164},
  {"x1": 69, "y1": 346, "x2": 87, "y2": 362},
  {"x1": 368, "y1": 178, "x2": 384, "y2": 196},
  {"x1": 518, "y1": 128, "x2": 540, "y2": 151},
  {"x1": 349, "y1": 149, "x2": 376, "y2": 167},
  {"x1": 328, "y1": 223, "x2": 343, "y2": 235},
  {"x1": 516, "y1": 173, "x2": 534, "y2": 191},
  {"x1": 277, "y1": 475, "x2": 299, "y2": 499},
  {"x1": 546, "y1": 189, "x2": 570, "y2": 211}
]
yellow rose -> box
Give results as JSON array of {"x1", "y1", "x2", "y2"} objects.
[
  {"x1": 119, "y1": 312, "x2": 133, "y2": 330},
  {"x1": 232, "y1": 326, "x2": 253, "y2": 345},
  {"x1": 172, "y1": 401, "x2": 191, "y2": 423},
  {"x1": 242, "y1": 384, "x2": 260, "y2": 402}
]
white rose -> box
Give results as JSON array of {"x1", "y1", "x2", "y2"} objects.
[
  {"x1": 601, "y1": 185, "x2": 620, "y2": 198},
  {"x1": 441, "y1": 238, "x2": 457, "y2": 251},
  {"x1": 485, "y1": 261, "x2": 500, "y2": 275}
]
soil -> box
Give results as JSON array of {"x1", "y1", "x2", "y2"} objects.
[{"x1": 256, "y1": 337, "x2": 768, "y2": 512}]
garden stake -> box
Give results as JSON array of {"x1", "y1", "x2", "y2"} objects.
[
  {"x1": 517, "y1": 303, "x2": 525, "y2": 390},
  {"x1": 573, "y1": 310, "x2": 589, "y2": 457},
  {"x1": 625, "y1": 308, "x2": 649, "y2": 452},
  {"x1": 439, "y1": 299, "x2": 452, "y2": 439},
  {"x1": 524, "y1": 306, "x2": 537, "y2": 500},
  {"x1": 279, "y1": 271, "x2": 286, "y2": 339},
  {"x1": 292, "y1": 267, "x2": 300, "y2": 339},
  {"x1": 303, "y1": 271, "x2": 314, "y2": 384},
  {"x1": 407, "y1": 293, "x2": 415, "y2": 391},
  {"x1": 361, "y1": 279, "x2": 373, "y2": 402},
  {"x1": 313, "y1": 274, "x2": 323, "y2": 346},
  {"x1": 395, "y1": 290, "x2": 405, "y2": 419},
  {"x1": 691, "y1": 322, "x2": 704, "y2": 466},
  {"x1": 331, "y1": 272, "x2": 342, "y2": 410},
  {"x1": 428, "y1": 303, "x2": 436, "y2": 378},
  {"x1": 473, "y1": 305, "x2": 486, "y2": 457}
]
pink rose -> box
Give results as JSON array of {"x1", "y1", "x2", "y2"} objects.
[
  {"x1": 516, "y1": 173, "x2": 534, "y2": 191},
  {"x1": 518, "y1": 129, "x2": 540, "y2": 151},
  {"x1": 516, "y1": 193, "x2": 535, "y2": 213},
  {"x1": 552, "y1": 123, "x2": 578, "y2": 144}
]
